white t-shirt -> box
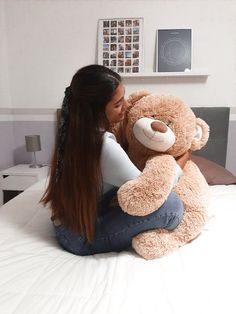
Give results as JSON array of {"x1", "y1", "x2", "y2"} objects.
[{"x1": 101, "y1": 131, "x2": 182, "y2": 194}]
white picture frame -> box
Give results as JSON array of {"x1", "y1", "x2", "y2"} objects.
[{"x1": 98, "y1": 17, "x2": 144, "y2": 74}]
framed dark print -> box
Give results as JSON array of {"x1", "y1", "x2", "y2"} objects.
[{"x1": 156, "y1": 29, "x2": 192, "y2": 72}]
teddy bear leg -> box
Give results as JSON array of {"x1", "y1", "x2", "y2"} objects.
[
  {"x1": 132, "y1": 229, "x2": 180, "y2": 260},
  {"x1": 132, "y1": 204, "x2": 208, "y2": 260},
  {"x1": 172, "y1": 205, "x2": 208, "y2": 244}
]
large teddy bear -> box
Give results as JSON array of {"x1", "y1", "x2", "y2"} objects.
[{"x1": 114, "y1": 91, "x2": 210, "y2": 259}]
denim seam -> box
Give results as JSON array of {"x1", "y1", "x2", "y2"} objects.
[
  {"x1": 55, "y1": 213, "x2": 180, "y2": 243},
  {"x1": 98, "y1": 213, "x2": 177, "y2": 240}
]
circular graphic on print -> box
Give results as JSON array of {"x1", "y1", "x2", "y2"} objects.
[{"x1": 160, "y1": 38, "x2": 190, "y2": 66}]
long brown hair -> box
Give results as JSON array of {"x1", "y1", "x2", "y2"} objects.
[{"x1": 41, "y1": 65, "x2": 121, "y2": 242}]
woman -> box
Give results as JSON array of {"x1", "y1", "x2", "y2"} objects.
[{"x1": 41, "y1": 64, "x2": 188, "y2": 256}]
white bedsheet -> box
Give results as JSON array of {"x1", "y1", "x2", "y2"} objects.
[{"x1": 0, "y1": 180, "x2": 236, "y2": 314}]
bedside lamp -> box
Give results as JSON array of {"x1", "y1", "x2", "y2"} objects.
[{"x1": 25, "y1": 135, "x2": 43, "y2": 168}]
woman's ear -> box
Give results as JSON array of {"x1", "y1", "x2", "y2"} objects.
[{"x1": 190, "y1": 118, "x2": 210, "y2": 151}]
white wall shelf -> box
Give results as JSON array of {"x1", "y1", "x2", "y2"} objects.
[{"x1": 121, "y1": 71, "x2": 210, "y2": 78}]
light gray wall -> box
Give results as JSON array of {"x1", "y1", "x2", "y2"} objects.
[
  {"x1": 0, "y1": 1, "x2": 11, "y2": 108},
  {"x1": 1, "y1": 0, "x2": 236, "y2": 108},
  {"x1": 0, "y1": 0, "x2": 235, "y2": 174}
]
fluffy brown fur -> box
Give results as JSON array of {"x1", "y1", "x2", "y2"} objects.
[{"x1": 115, "y1": 92, "x2": 210, "y2": 259}]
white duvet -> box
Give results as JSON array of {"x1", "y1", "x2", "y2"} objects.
[{"x1": 0, "y1": 180, "x2": 236, "y2": 314}]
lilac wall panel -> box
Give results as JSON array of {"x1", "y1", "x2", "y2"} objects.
[
  {"x1": 1, "y1": 119, "x2": 236, "y2": 176},
  {"x1": 0, "y1": 122, "x2": 15, "y2": 170},
  {"x1": 12, "y1": 121, "x2": 56, "y2": 165}
]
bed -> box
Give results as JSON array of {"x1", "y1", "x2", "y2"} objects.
[{"x1": 0, "y1": 108, "x2": 236, "y2": 314}]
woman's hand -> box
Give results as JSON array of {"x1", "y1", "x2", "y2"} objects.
[{"x1": 175, "y1": 150, "x2": 192, "y2": 169}]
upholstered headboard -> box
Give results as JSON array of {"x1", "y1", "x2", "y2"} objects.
[{"x1": 192, "y1": 107, "x2": 230, "y2": 167}]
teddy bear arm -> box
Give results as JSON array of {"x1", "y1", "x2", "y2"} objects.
[
  {"x1": 117, "y1": 155, "x2": 177, "y2": 216},
  {"x1": 175, "y1": 160, "x2": 210, "y2": 208}
]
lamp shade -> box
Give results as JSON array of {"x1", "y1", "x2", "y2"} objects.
[{"x1": 25, "y1": 135, "x2": 41, "y2": 152}]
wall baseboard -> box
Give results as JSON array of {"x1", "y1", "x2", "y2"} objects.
[
  {"x1": 1, "y1": 107, "x2": 236, "y2": 121},
  {"x1": 0, "y1": 108, "x2": 57, "y2": 121}
]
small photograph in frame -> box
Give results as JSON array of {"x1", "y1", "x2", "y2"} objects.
[{"x1": 98, "y1": 17, "x2": 144, "y2": 74}]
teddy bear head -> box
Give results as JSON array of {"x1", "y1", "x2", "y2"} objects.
[{"x1": 125, "y1": 91, "x2": 209, "y2": 159}]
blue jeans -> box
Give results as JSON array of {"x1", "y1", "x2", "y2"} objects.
[{"x1": 54, "y1": 188, "x2": 184, "y2": 256}]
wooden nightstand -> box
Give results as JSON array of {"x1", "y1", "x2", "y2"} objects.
[{"x1": 0, "y1": 164, "x2": 49, "y2": 205}]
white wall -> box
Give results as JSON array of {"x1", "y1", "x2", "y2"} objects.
[
  {"x1": 1, "y1": 0, "x2": 236, "y2": 109},
  {"x1": 0, "y1": 0, "x2": 11, "y2": 107},
  {"x1": 0, "y1": 0, "x2": 235, "y2": 174}
]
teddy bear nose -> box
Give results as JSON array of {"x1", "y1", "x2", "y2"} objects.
[{"x1": 151, "y1": 121, "x2": 168, "y2": 133}]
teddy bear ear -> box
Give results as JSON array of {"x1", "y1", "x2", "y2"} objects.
[
  {"x1": 127, "y1": 90, "x2": 151, "y2": 108},
  {"x1": 190, "y1": 118, "x2": 210, "y2": 150}
]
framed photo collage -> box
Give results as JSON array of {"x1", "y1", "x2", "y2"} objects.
[{"x1": 98, "y1": 18, "x2": 144, "y2": 74}]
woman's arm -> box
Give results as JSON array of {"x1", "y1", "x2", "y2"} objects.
[
  {"x1": 101, "y1": 132, "x2": 141, "y2": 187},
  {"x1": 101, "y1": 132, "x2": 182, "y2": 189}
]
